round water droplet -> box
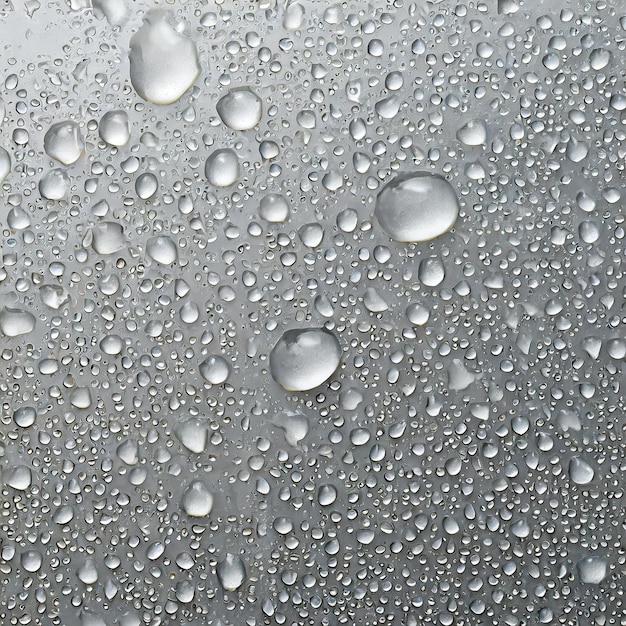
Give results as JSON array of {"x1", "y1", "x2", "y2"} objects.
[
  {"x1": 39, "y1": 168, "x2": 70, "y2": 200},
  {"x1": 129, "y1": 10, "x2": 200, "y2": 105},
  {"x1": 21, "y1": 550, "x2": 43, "y2": 573},
  {"x1": 375, "y1": 172, "x2": 459, "y2": 242},
  {"x1": 270, "y1": 328, "x2": 341, "y2": 391},
  {"x1": 13, "y1": 406, "x2": 36, "y2": 428},
  {"x1": 298, "y1": 223, "x2": 324, "y2": 248},
  {"x1": 100, "y1": 334, "x2": 124, "y2": 355},
  {"x1": 181, "y1": 480, "x2": 214, "y2": 517},
  {"x1": 216, "y1": 88, "x2": 262, "y2": 130},
  {"x1": 71, "y1": 387, "x2": 92, "y2": 409},
  {"x1": 259, "y1": 193, "x2": 289, "y2": 223},
  {"x1": 406, "y1": 302, "x2": 430, "y2": 326},
  {"x1": 199, "y1": 355, "x2": 231, "y2": 384},
  {"x1": 99, "y1": 110, "x2": 131, "y2": 146},
  {"x1": 205, "y1": 149, "x2": 239, "y2": 187},
  {"x1": 146, "y1": 235, "x2": 178, "y2": 264},
  {"x1": 577, "y1": 556, "x2": 608, "y2": 584},
  {"x1": 43, "y1": 121, "x2": 84, "y2": 165}
]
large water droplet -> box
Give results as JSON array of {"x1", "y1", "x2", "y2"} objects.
[
  {"x1": 0, "y1": 307, "x2": 36, "y2": 337},
  {"x1": 270, "y1": 328, "x2": 341, "y2": 391},
  {"x1": 375, "y1": 172, "x2": 460, "y2": 242},
  {"x1": 43, "y1": 121, "x2": 84, "y2": 165},
  {"x1": 568, "y1": 457, "x2": 595, "y2": 485},
  {"x1": 205, "y1": 149, "x2": 239, "y2": 187},
  {"x1": 216, "y1": 88, "x2": 262, "y2": 130},
  {"x1": 129, "y1": 10, "x2": 200, "y2": 105},
  {"x1": 39, "y1": 168, "x2": 70, "y2": 200},
  {"x1": 91, "y1": 222, "x2": 126, "y2": 255},
  {"x1": 146, "y1": 235, "x2": 178, "y2": 264},
  {"x1": 199, "y1": 355, "x2": 231, "y2": 384},
  {"x1": 217, "y1": 553, "x2": 246, "y2": 591},
  {"x1": 577, "y1": 557, "x2": 608, "y2": 584},
  {"x1": 259, "y1": 193, "x2": 289, "y2": 223},
  {"x1": 99, "y1": 110, "x2": 131, "y2": 146},
  {"x1": 181, "y1": 480, "x2": 214, "y2": 517},
  {"x1": 0, "y1": 146, "x2": 11, "y2": 183}
]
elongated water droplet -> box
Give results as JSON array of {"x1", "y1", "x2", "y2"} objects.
[{"x1": 217, "y1": 553, "x2": 246, "y2": 591}]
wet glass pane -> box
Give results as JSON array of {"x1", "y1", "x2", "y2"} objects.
[{"x1": 0, "y1": 1, "x2": 624, "y2": 625}]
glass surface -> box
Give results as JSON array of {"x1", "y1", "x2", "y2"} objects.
[{"x1": 0, "y1": 1, "x2": 624, "y2": 624}]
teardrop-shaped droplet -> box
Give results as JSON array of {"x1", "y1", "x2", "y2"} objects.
[
  {"x1": 146, "y1": 235, "x2": 178, "y2": 264},
  {"x1": 181, "y1": 480, "x2": 214, "y2": 517},
  {"x1": 216, "y1": 553, "x2": 246, "y2": 591},
  {"x1": 44, "y1": 121, "x2": 84, "y2": 165}
]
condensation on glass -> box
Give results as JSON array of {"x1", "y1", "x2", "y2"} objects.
[{"x1": 0, "y1": 1, "x2": 624, "y2": 625}]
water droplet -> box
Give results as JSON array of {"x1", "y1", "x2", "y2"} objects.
[
  {"x1": 135, "y1": 172, "x2": 158, "y2": 199},
  {"x1": 91, "y1": 222, "x2": 126, "y2": 255},
  {"x1": 0, "y1": 146, "x2": 11, "y2": 183},
  {"x1": 13, "y1": 406, "x2": 36, "y2": 428},
  {"x1": 577, "y1": 556, "x2": 608, "y2": 584},
  {"x1": 205, "y1": 149, "x2": 239, "y2": 187},
  {"x1": 375, "y1": 173, "x2": 460, "y2": 242},
  {"x1": 77, "y1": 558, "x2": 99, "y2": 585},
  {"x1": 270, "y1": 328, "x2": 341, "y2": 391},
  {"x1": 456, "y1": 119, "x2": 487, "y2": 146},
  {"x1": 199, "y1": 355, "x2": 231, "y2": 384},
  {"x1": 39, "y1": 168, "x2": 70, "y2": 200},
  {"x1": 216, "y1": 88, "x2": 262, "y2": 130},
  {"x1": 216, "y1": 553, "x2": 246, "y2": 591},
  {"x1": 568, "y1": 457, "x2": 594, "y2": 485},
  {"x1": 181, "y1": 480, "x2": 214, "y2": 517},
  {"x1": 43, "y1": 121, "x2": 84, "y2": 165},
  {"x1": 99, "y1": 110, "x2": 131, "y2": 146},
  {"x1": 129, "y1": 10, "x2": 200, "y2": 105},
  {"x1": 0, "y1": 306, "x2": 36, "y2": 337},
  {"x1": 259, "y1": 193, "x2": 289, "y2": 223},
  {"x1": 4, "y1": 465, "x2": 32, "y2": 490},
  {"x1": 146, "y1": 235, "x2": 178, "y2": 264}
]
